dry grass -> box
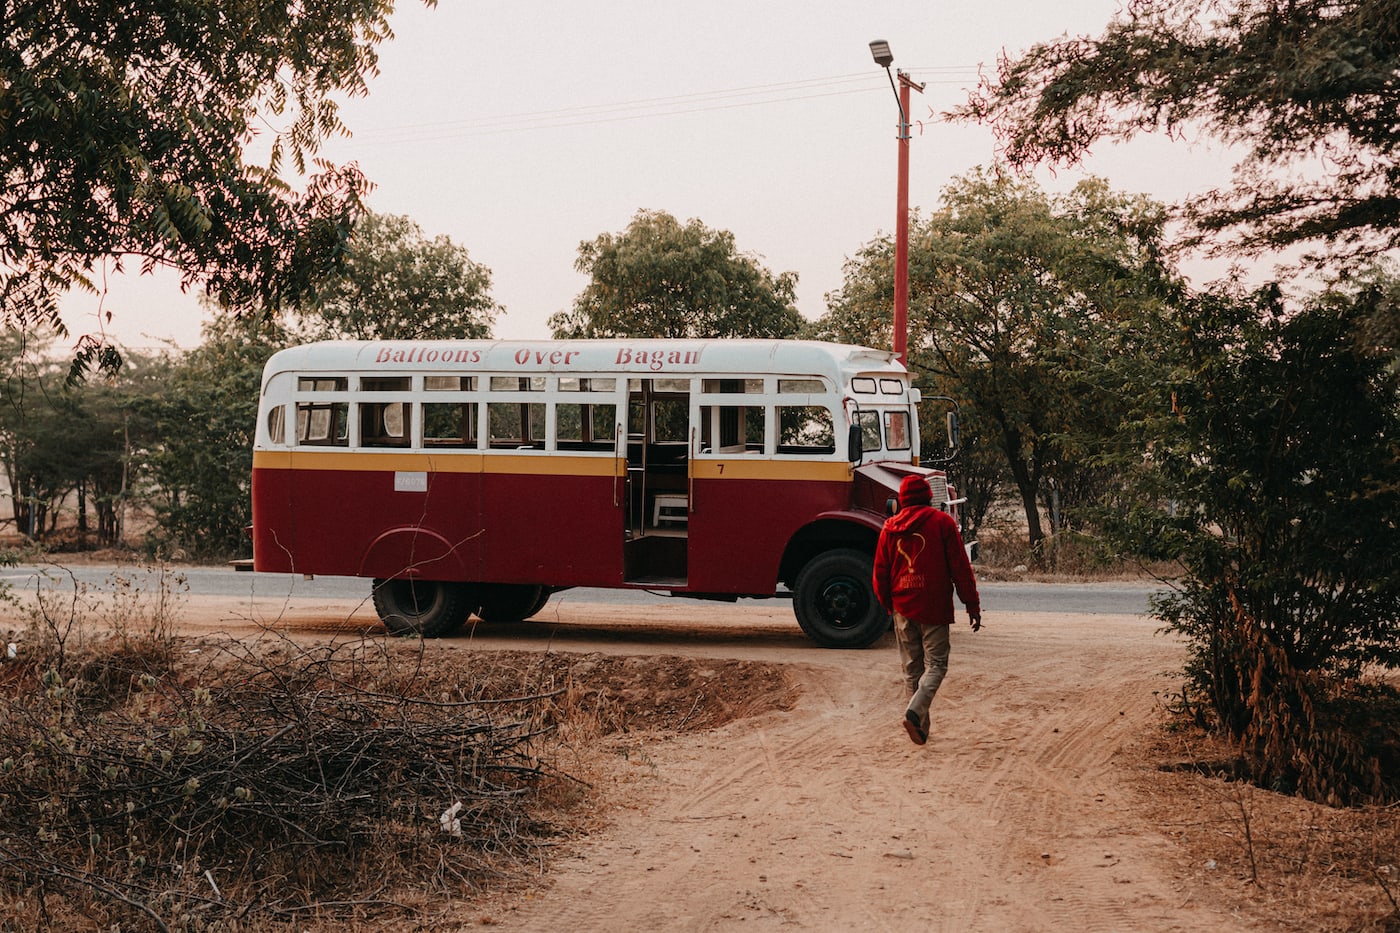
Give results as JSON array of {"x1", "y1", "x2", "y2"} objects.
[
  {"x1": 8, "y1": 553, "x2": 1398, "y2": 931},
  {"x1": 973, "y1": 527, "x2": 1179, "y2": 583},
  {"x1": 1140, "y1": 723, "x2": 1400, "y2": 932},
  {"x1": 0, "y1": 571, "x2": 799, "y2": 932}
]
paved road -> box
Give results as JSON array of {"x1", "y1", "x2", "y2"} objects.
[{"x1": 3, "y1": 563, "x2": 1164, "y2": 616}]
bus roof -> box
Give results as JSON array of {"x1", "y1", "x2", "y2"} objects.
[{"x1": 263, "y1": 339, "x2": 904, "y2": 383}]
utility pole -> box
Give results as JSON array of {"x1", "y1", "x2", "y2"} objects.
[{"x1": 870, "y1": 41, "x2": 925, "y2": 368}]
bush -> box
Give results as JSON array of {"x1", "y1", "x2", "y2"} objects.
[
  {"x1": 0, "y1": 573, "x2": 569, "y2": 930},
  {"x1": 1118, "y1": 283, "x2": 1400, "y2": 805}
]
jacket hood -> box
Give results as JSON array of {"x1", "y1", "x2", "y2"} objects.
[{"x1": 884, "y1": 503, "x2": 939, "y2": 535}]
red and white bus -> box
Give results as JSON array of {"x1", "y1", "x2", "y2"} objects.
[{"x1": 250, "y1": 339, "x2": 959, "y2": 647}]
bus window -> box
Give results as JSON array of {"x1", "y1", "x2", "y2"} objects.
[
  {"x1": 362, "y1": 376, "x2": 410, "y2": 392},
  {"x1": 778, "y1": 406, "x2": 835, "y2": 455},
  {"x1": 651, "y1": 397, "x2": 689, "y2": 443},
  {"x1": 423, "y1": 402, "x2": 478, "y2": 448},
  {"x1": 851, "y1": 377, "x2": 877, "y2": 395},
  {"x1": 779, "y1": 378, "x2": 825, "y2": 394},
  {"x1": 299, "y1": 376, "x2": 347, "y2": 392},
  {"x1": 489, "y1": 402, "x2": 546, "y2": 448},
  {"x1": 297, "y1": 401, "x2": 349, "y2": 446},
  {"x1": 879, "y1": 378, "x2": 904, "y2": 396},
  {"x1": 267, "y1": 406, "x2": 286, "y2": 445},
  {"x1": 884, "y1": 410, "x2": 911, "y2": 450},
  {"x1": 559, "y1": 377, "x2": 617, "y2": 393},
  {"x1": 557, "y1": 403, "x2": 617, "y2": 451},
  {"x1": 856, "y1": 410, "x2": 882, "y2": 453},
  {"x1": 425, "y1": 375, "x2": 477, "y2": 391},
  {"x1": 702, "y1": 378, "x2": 762, "y2": 394},
  {"x1": 360, "y1": 401, "x2": 410, "y2": 448},
  {"x1": 701, "y1": 404, "x2": 765, "y2": 453},
  {"x1": 490, "y1": 376, "x2": 547, "y2": 392}
]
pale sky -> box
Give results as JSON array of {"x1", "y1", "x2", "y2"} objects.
[{"x1": 59, "y1": 0, "x2": 1240, "y2": 353}]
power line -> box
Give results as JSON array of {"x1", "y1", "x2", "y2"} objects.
[{"x1": 345, "y1": 66, "x2": 983, "y2": 144}]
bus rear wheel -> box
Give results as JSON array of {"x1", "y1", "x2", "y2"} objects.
[
  {"x1": 793, "y1": 549, "x2": 888, "y2": 648},
  {"x1": 477, "y1": 584, "x2": 549, "y2": 623},
  {"x1": 372, "y1": 579, "x2": 476, "y2": 638}
]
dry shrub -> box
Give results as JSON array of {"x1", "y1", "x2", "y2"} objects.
[
  {"x1": 0, "y1": 635, "x2": 571, "y2": 931},
  {"x1": 974, "y1": 527, "x2": 1171, "y2": 581},
  {"x1": 0, "y1": 571, "x2": 799, "y2": 931},
  {"x1": 1146, "y1": 723, "x2": 1400, "y2": 932},
  {"x1": 1193, "y1": 595, "x2": 1400, "y2": 807},
  {"x1": 14, "y1": 563, "x2": 184, "y2": 686}
]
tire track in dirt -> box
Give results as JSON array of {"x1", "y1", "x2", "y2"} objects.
[
  {"x1": 936, "y1": 635, "x2": 1196, "y2": 931},
  {"x1": 490, "y1": 612, "x2": 1258, "y2": 931}
]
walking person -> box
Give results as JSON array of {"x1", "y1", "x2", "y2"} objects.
[{"x1": 873, "y1": 474, "x2": 982, "y2": 745}]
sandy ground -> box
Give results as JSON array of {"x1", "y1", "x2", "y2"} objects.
[{"x1": 153, "y1": 590, "x2": 1256, "y2": 932}]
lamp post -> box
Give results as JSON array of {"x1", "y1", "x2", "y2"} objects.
[{"x1": 869, "y1": 40, "x2": 924, "y2": 368}]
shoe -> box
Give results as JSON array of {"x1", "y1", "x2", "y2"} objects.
[{"x1": 903, "y1": 709, "x2": 927, "y2": 745}]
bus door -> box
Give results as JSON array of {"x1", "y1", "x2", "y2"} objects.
[
  {"x1": 690, "y1": 384, "x2": 772, "y2": 592},
  {"x1": 623, "y1": 377, "x2": 690, "y2": 584}
]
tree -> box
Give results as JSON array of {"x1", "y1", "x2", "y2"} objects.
[
  {"x1": 138, "y1": 309, "x2": 291, "y2": 560},
  {"x1": 0, "y1": 329, "x2": 160, "y2": 544},
  {"x1": 820, "y1": 169, "x2": 1178, "y2": 553},
  {"x1": 140, "y1": 211, "x2": 493, "y2": 559},
  {"x1": 815, "y1": 280, "x2": 1008, "y2": 537},
  {"x1": 292, "y1": 212, "x2": 499, "y2": 341},
  {"x1": 15, "y1": 382, "x2": 139, "y2": 545},
  {"x1": 550, "y1": 210, "x2": 804, "y2": 339},
  {"x1": 78, "y1": 352, "x2": 171, "y2": 546},
  {"x1": 0, "y1": 0, "x2": 416, "y2": 367},
  {"x1": 1103, "y1": 275, "x2": 1400, "y2": 803},
  {"x1": 957, "y1": 0, "x2": 1400, "y2": 266},
  {"x1": 0, "y1": 328, "x2": 73, "y2": 538}
]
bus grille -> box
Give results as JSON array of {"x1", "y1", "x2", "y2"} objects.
[{"x1": 927, "y1": 474, "x2": 949, "y2": 505}]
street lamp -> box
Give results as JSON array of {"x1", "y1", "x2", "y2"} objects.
[{"x1": 869, "y1": 40, "x2": 923, "y2": 368}]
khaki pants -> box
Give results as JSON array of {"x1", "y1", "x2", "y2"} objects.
[{"x1": 894, "y1": 613, "x2": 950, "y2": 731}]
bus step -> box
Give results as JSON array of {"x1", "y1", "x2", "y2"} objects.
[{"x1": 624, "y1": 576, "x2": 687, "y2": 588}]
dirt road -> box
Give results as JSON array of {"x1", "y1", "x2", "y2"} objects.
[{"x1": 164, "y1": 590, "x2": 1248, "y2": 932}]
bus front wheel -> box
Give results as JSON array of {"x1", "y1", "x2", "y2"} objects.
[
  {"x1": 793, "y1": 549, "x2": 888, "y2": 648},
  {"x1": 477, "y1": 584, "x2": 549, "y2": 623},
  {"x1": 372, "y1": 579, "x2": 476, "y2": 638}
]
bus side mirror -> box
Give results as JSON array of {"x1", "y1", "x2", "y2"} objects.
[
  {"x1": 946, "y1": 411, "x2": 960, "y2": 450},
  {"x1": 848, "y1": 424, "x2": 863, "y2": 464}
]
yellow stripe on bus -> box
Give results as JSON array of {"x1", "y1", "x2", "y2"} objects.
[
  {"x1": 482, "y1": 455, "x2": 622, "y2": 477},
  {"x1": 253, "y1": 450, "x2": 622, "y2": 477},
  {"x1": 253, "y1": 450, "x2": 853, "y2": 482},
  {"x1": 690, "y1": 459, "x2": 852, "y2": 482}
]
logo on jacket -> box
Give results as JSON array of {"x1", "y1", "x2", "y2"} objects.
[{"x1": 894, "y1": 533, "x2": 927, "y2": 591}]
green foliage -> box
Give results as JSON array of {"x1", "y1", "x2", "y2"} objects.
[
  {"x1": 551, "y1": 209, "x2": 804, "y2": 339},
  {"x1": 1133, "y1": 281, "x2": 1400, "y2": 677},
  {"x1": 0, "y1": 0, "x2": 416, "y2": 360},
  {"x1": 953, "y1": 0, "x2": 1400, "y2": 802},
  {"x1": 0, "y1": 330, "x2": 161, "y2": 545},
  {"x1": 1105, "y1": 276, "x2": 1400, "y2": 803},
  {"x1": 3, "y1": 204, "x2": 498, "y2": 558},
  {"x1": 819, "y1": 169, "x2": 1178, "y2": 549},
  {"x1": 293, "y1": 211, "x2": 500, "y2": 341},
  {"x1": 137, "y1": 310, "x2": 292, "y2": 559},
  {"x1": 957, "y1": 0, "x2": 1400, "y2": 263}
]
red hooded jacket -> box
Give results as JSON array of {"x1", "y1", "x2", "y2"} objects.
[{"x1": 872, "y1": 504, "x2": 980, "y2": 627}]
